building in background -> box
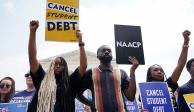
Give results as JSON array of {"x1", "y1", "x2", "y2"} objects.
[{"x1": 40, "y1": 50, "x2": 118, "y2": 72}]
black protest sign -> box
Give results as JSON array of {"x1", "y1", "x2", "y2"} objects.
[{"x1": 114, "y1": 24, "x2": 145, "y2": 64}]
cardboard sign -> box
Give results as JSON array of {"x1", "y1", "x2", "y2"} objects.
[
  {"x1": 45, "y1": 0, "x2": 79, "y2": 42},
  {"x1": 139, "y1": 82, "x2": 174, "y2": 112},
  {"x1": 183, "y1": 93, "x2": 194, "y2": 112},
  {"x1": 0, "y1": 103, "x2": 27, "y2": 112},
  {"x1": 114, "y1": 24, "x2": 145, "y2": 65}
]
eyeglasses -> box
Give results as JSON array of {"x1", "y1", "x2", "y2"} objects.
[
  {"x1": 0, "y1": 83, "x2": 12, "y2": 89},
  {"x1": 25, "y1": 73, "x2": 30, "y2": 77}
]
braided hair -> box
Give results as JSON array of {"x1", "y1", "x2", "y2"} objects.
[{"x1": 37, "y1": 57, "x2": 72, "y2": 112}]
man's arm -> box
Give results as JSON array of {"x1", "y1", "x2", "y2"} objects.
[
  {"x1": 76, "y1": 91, "x2": 93, "y2": 107},
  {"x1": 170, "y1": 30, "x2": 191, "y2": 83},
  {"x1": 124, "y1": 56, "x2": 139, "y2": 101},
  {"x1": 76, "y1": 30, "x2": 87, "y2": 77},
  {"x1": 28, "y1": 20, "x2": 40, "y2": 74}
]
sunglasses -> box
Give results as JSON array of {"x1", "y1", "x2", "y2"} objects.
[
  {"x1": 0, "y1": 83, "x2": 11, "y2": 89},
  {"x1": 25, "y1": 73, "x2": 30, "y2": 77}
]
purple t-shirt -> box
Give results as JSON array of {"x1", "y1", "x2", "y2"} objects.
[{"x1": 10, "y1": 90, "x2": 35, "y2": 103}]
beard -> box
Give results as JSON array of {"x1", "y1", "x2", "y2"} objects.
[{"x1": 99, "y1": 55, "x2": 112, "y2": 64}]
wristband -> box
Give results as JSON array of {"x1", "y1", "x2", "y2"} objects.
[
  {"x1": 129, "y1": 75, "x2": 135, "y2": 80},
  {"x1": 79, "y1": 42, "x2": 85, "y2": 47},
  {"x1": 183, "y1": 45, "x2": 189, "y2": 48}
]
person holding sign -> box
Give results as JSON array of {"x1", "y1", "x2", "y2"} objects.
[
  {"x1": 27, "y1": 20, "x2": 87, "y2": 112},
  {"x1": 143, "y1": 30, "x2": 191, "y2": 112},
  {"x1": 178, "y1": 58, "x2": 194, "y2": 112},
  {"x1": 0, "y1": 77, "x2": 15, "y2": 103},
  {"x1": 79, "y1": 45, "x2": 139, "y2": 112}
]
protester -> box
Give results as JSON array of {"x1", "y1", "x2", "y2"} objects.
[
  {"x1": 0, "y1": 77, "x2": 15, "y2": 103},
  {"x1": 178, "y1": 58, "x2": 194, "y2": 112},
  {"x1": 143, "y1": 30, "x2": 190, "y2": 112},
  {"x1": 10, "y1": 71, "x2": 35, "y2": 103},
  {"x1": 79, "y1": 45, "x2": 139, "y2": 111},
  {"x1": 27, "y1": 20, "x2": 87, "y2": 112}
]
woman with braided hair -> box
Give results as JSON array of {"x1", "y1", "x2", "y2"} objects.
[{"x1": 27, "y1": 20, "x2": 87, "y2": 112}]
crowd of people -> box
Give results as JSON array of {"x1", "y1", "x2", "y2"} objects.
[{"x1": 0, "y1": 20, "x2": 193, "y2": 112}]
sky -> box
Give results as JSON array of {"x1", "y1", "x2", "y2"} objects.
[{"x1": 0, "y1": 0, "x2": 194, "y2": 90}]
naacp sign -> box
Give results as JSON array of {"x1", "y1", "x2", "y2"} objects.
[{"x1": 114, "y1": 24, "x2": 145, "y2": 64}]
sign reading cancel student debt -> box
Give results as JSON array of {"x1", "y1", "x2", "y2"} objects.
[
  {"x1": 0, "y1": 103, "x2": 27, "y2": 112},
  {"x1": 183, "y1": 93, "x2": 194, "y2": 111},
  {"x1": 114, "y1": 24, "x2": 145, "y2": 64},
  {"x1": 139, "y1": 82, "x2": 174, "y2": 112},
  {"x1": 46, "y1": 0, "x2": 79, "y2": 42}
]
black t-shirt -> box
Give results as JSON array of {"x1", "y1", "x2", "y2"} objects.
[
  {"x1": 166, "y1": 78, "x2": 178, "y2": 112},
  {"x1": 178, "y1": 79, "x2": 194, "y2": 112},
  {"x1": 27, "y1": 65, "x2": 81, "y2": 112},
  {"x1": 0, "y1": 100, "x2": 5, "y2": 103}
]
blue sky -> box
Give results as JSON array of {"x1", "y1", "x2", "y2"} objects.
[{"x1": 0, "y1": 0, "x2": 194, "y2": 90}]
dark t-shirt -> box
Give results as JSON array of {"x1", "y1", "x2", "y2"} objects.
[
  {"x1": 166, "y1": 78, "x2": 179, "y2": 112},
  {"x1": 27, "y1": 65, "x2": 81, "y2": 112},
  {"x1": 178, "y1": 79, "x2": 194, "y2": 112},
  {"x1": 0, "y1": 100, "x2": 5, "y2": 103},
  {"x1": 0, "y1": 96, "x2": 14, "y2": 103}
]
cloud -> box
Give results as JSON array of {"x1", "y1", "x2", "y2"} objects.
[{"x1": 3, "y1": 0, "x2": 15, "y2": 16}]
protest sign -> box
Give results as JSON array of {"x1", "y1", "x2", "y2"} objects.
[
  {"x1": 45, "y1": 0, "x2": 79, "y2": 42},
  {"x1": 114, "y1": 24, "x2": 145, "y2": 65},
  {"x1": 124, "y1": 96, "x2": 139, "y2": 112},
  {"x1": 139, "y1": 82, "x2": 174, "y2": 112},
  {"x1": 0, "y1": 103, "x2": 27, "y2": 112},
  {"x1": 183, "y1": 93, "x2": 194, "y2": 112}
]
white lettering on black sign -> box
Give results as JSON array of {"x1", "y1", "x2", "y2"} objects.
[{"x1": 116, "y1": 41, "x2": 141, "y2": 48}]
